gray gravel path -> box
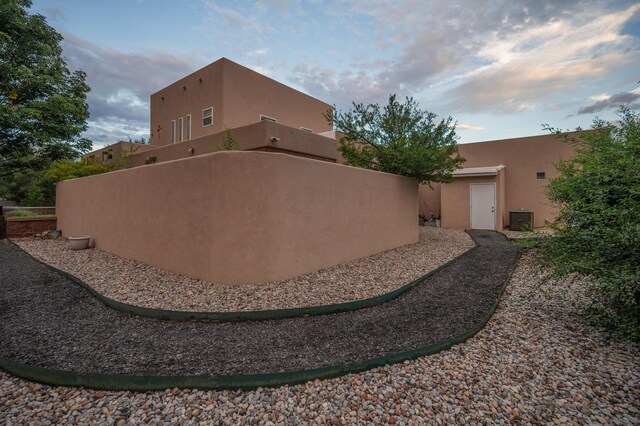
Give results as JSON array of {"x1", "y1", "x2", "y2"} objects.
[
  {"x1": 2, "y1": 251, "x2": 637, "y2": 424},
  {"x1": 1, "y1": 231, "x2": 518, "y2": 377}
]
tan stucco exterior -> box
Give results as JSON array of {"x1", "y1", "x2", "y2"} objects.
[
  {"x1": 440, "y1": 169, "x2": 506, "y2": 230},
  {"x1": 150, "y1": 58, "x2": 332, "y2": 146},
  {"x1": 419, "y1": 133, "x2": 576, "y2": 229},
  {"x1": 57, "y1": 151, "x2": 418, "y2": 285},
  {"x1": 126, "y1": 121, "x2": 338, "y2": 167}
]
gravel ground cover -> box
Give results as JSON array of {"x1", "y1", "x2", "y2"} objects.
[
  {"x1": 14, "y1": 227, "x2": 474, "y2": 312},
  {"x1": 501, "y1": 228, "x2": 553, "y2": 239},
  {"x1": 1, "y1": 251, "x2": 637, "y2": 424},
  {"x1": 1, "y1": 231, "x2": 518, "y2": 377}
]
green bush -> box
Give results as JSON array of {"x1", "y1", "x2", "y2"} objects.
[
  {"x1": 329, "y1": 94, "x2": 464, "y2": 185},
  {"x1": 7, "y1": 209, "x2": 39, "y2": 217},
  {"x1": 46, "y1": 158, "x2": 116, "y2": 182},
  {"x1": 532, "y1": 107, "x2": 639, "y2": 342}
]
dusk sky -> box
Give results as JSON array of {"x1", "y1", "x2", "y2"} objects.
[{"x1": 30, "y1": 0, "x2": 640, "y2": 150}]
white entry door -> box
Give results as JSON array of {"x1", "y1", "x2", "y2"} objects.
[{"x1": 470, "y1": 183, "x2": 496, "y2": 230}]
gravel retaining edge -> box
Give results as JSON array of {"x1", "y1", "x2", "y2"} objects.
[
  {"x1": 0, "y1": 238, "x2": 520, "y2": 391},
  {"x1": 17, "y1": 241, "x2": 478, "y2": 322}
]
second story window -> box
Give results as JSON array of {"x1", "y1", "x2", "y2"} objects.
[
  {"x1": 203, "y1": 107, "x2": 213, "y2": 127},
  {"x1": 170, "y1": 120, "x2": 176, "y2": 144},
  {"x1": 178, "y1": 117, "x2": 183, "y2": 142},
  {"x1": 186, "y1": 115, "x2": 191, "y2": 140}
]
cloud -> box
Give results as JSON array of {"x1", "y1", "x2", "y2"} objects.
[
  {"x1": 283, "y1": 1, "x2": 640, "y2": 116},
  {"x1": 288, "y1": 63, "x2": 401, "y2": 108},
  {"x1": 457, "y1": 123, "x2": 485, "y2": 131},
  {"x1": 443, "y1": 3, "x2": 640, "y2": 113},
  {"x1": 577, "y1": 91, "x2": 640, "y2": 114},
  {"x1": 43, "y1": 7, "x2": 66, "y2": 23},
  {"x1": 60, "y1": 34, "x2": 195, "y2": 143},
  {"x1": 200, "y1": 1, "x2": 275, "y2": 51}
]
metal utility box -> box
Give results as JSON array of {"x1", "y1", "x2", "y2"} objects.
[{"x1": 509, "y1": 210, "x2": 534, "y2": 231}]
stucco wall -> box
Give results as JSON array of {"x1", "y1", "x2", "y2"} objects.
[
  {"x1": 441, "y1": 173, "x2": 505, "y2": 231},
  {"x1": 421, "y1": 133, "x2": 576, "y2": 228},
  {"x1": 125, "y1": 121, "x2": 338, "y2": 168},
  {"x1": 221, "y1": 59, "x2": 332, "y2": 134},
  {"x1": 56, "y1": 151, "x2": 418, "y2": 285},
  {"x1": 150, "y1": 60, "x2": 224, "y2": 145},
  {"x1": 149, "y1": 58, "x2": 332, "y2": 146}
]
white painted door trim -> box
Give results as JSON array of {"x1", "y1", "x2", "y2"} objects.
[{"x1": 470, "y1": 183, "x2": 496, "y2": 230}]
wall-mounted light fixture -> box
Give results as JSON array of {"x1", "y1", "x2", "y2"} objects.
[
  {"x1": 161, "y1": 96, "x2": 165, "y2": 102},
  {"x1": 270, "y1": 137, "x2": 280, "y2": 143},
  {"x1": 182, "y1": 85, "x2": 187, "y2": 91},
  {"x1": 198, "y1": 77, "x2": 203, "y2": 83},
  {"x1": 188, "y1": 147, "x2": 195, "y2": 154}
]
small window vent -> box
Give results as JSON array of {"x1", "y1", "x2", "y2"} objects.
[{"x1": 536, "y1": 172, "x2": 545, "y2": 179}]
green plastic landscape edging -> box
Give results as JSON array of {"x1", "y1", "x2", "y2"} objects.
[
  {"x1": 19, "y1": 240, "x2": 479, "y2": 322},
  {"x1": 0, "y1": 249, "x2": 521, "y2": 391}
]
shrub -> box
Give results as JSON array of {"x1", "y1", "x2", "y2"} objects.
[
  {"x1": 531, "y1": 107, "x2": 639, "y2": 342},
  {"x1": 46, "y1": 158, "x2": 116, "y2": 182},
  {"x1": 7, "y1": 209, "x2": 39, "y2": 217}
]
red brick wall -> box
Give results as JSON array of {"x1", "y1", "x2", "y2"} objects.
[{"x1": 6, "y1": 217, "x2": 57, "y2": 238}]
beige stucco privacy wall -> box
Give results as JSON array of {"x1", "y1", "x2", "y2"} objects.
[{"x1": 57, "y1": 151, "x2": 418, "y2": 284}]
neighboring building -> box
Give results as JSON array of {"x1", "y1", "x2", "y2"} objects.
[
  {"x1": 419, "y1": 133, "x2": 576, "y2": 230},
  {"x1": 149, "y1": 57, "x2": 333, "y2": 146},
  {"x1": 84, "y1": 141, "x2": 156, "y2": 164}
]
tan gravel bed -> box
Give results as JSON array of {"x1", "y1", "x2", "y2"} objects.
[
  {"x1": 1, "y1": 251, "x2": 637, "y2": 424},
  {"x1": 13, "y1": 226, "x2": 474, "y2": 312}
]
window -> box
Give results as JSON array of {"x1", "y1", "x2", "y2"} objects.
[
  {"x1": 101, "y1": 152, "x2": 112, "y2": 161},
  {"x1": 202, "y1": 107, "x2": 213, "y2": 127},
  {"x1": 300, "y1": 127, "x2": 313, "y2": 133},
  {"x1": 536, "y1": 172, "x2": 545, "y2": 179},
  {"x1": 170, "y1": 120, "x2": 176, "y2": 144},
  {"x1": 260, "y1": 114, "x2": 277, "y2": 123},
  {"x1": 185, "y1": 115, "x2": 191, "y2": 140},
  {"x1": 178, "y1": 117, "x2": 183, "y2": 142}
]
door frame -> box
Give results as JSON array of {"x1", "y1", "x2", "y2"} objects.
[{"x1": 469, "y1": 183, "x2": 496, "y2": 230}]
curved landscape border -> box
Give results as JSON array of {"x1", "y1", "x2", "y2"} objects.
[
  {"x1": 18, "y1": 238, "x2": 478, "y2": 322},
  {"x1": 0, "y1": 253, "x2": 517, "y2": 391}
]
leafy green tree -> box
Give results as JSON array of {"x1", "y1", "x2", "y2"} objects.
[
  {"x1": 329, "y1": 94, "x2": 465, "y2": 184},
  {"x1": 533, "y1": 107, "x2": 640, "y2": 342},
  {"x1": 0, "y1": 168, "x2": 56, "y2": 205},
  {"x1": 0, "y1": 0, "x2": 91, "y2": 179}
]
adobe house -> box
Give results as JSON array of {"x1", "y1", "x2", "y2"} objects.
[
  {"x1": 419, "y1": 133, "x2": 576, "y2": 231},
  {"x1": 149, "y1": 57, "x2": 334, "y2": 145},
  {"x1": 69, "y1": 58, "x2": 576, "y2": 285},
  {"x1": 63, "y1": 58, "x2": 418, "y2": 285},
  {"x1": 86, "y1": 58, "x2": 340, "y2": 165}
]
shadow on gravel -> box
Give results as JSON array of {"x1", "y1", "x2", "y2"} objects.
[{"x1": 0, "y1": 231, "x2": 521, "y2": 387}]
